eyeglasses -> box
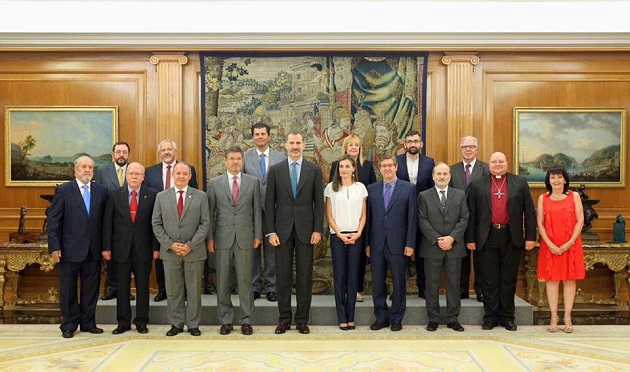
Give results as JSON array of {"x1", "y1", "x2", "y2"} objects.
[
  {"x1": 460, "y1": 145, "x2": 477, "y2": 150},
  {"x1": 380, "y1": 164, "x2": 396, "y2": 168},
  {"x1": 405, "y1": 140, "x2": 422, "y2": 144},
  {"x1": 114, "y1": 150, "x2": 129, "y2": 155},
  {"x1": 159, "y1": 148, "x2": 175, "y2": 153}
]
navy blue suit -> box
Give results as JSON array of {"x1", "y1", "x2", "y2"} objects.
[
  {"x1": 47, "y1": 180, "x2": 108, "y2": 332},
  {"x1": 366, "y1": 179, "x2": 417, "y2": 325}
]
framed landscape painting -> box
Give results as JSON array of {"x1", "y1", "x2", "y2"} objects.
[
  {"x1": 514, "y1": 107, "x2": 626, "y2": 188},
  {"x1": 4, "y1": 106, "x2": 118, "y2": 187}
]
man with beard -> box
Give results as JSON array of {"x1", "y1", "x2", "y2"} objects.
[
  {"x1": 95, "y1": 141, "x2": 134, "y2": 301},
  {"x1": 395, "y1": 130, "x2": 435, "y2": 298},
  {"x1": 465, "y1": 152, "x2": 536, "y2": 331}
]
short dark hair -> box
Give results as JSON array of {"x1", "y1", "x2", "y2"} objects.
[
  {"x1": 112, "y1": 141, "x2": 130, "y2": 153},
  {"x1": 544, "y1": 167, "x2": 570, "y2": 195},
  {"x1": 224, "y1": 145, "x2": 244, "y2": 158},
  {"x1": 251, "y1": 122, "x2": 271, "y2": 136},
  {"x1": 405, "y1": 130, "x2": 421, "y2": 140}
]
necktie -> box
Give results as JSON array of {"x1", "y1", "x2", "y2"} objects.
[
  {"x1": 232, "y1": 176, "x2": 239, "y2": 205},
  {"x1": 117, "y1": 167, "x2": 124, "y2": 187},
  {"x1": 384, "y1": 183, "x2": 392, "y2": 210},
  {"x1": 130, "y1": 190, "x2": 138, "y2": 222},
  {"x1": 290, "y1": 162, "x2": 298, "y2": 198},
  {"x1": 165, "y1": 165, "x2": 172, "y2": 190},
  {"x1": 177, "y1": 190, "x2": 184, "y2": 219},
  {"x1": 260, "y1": 153, "x2": 267, "y2": 179},
  {"x1": 465, "y1": 163, "x2": 471, "y2": 185},
  {"x1": 82, "y1": 185, "x2": 90, "y2": 215},
  {"x1": 440, "y1": 190, "x2": 446, "y2": 207}
]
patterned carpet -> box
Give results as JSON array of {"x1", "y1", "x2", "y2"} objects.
[{"x1": 0, "y1": 324, "x2": 629, "y2": 371}]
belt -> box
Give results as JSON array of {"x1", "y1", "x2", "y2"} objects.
[{"x1": 491, "y1": 223, "x2": 509, "y2": 229}]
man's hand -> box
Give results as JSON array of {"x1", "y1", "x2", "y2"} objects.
[
  {"x1": 525, "y1": 240, "x2": 536, "y2": 251},
  {"x1": 365, "y1": 246, "x2": 371, "y2": 258},
  {"x1": 153, "y1": 251, "x2": 160, "y2": 260},
  {"x1": 206, "y1": 239, "x2": 215, "y2": 253},
  {"x1": 253, "y1": 238, "x2": 262, "y2": 249},
  {"x1": 437, "y1": 236, "x2": 454, "y2": 251},
  {"x1": 466, "y1": 242, "x2": 476, "y2": 251},
  {"x1": 310, "y1": 232, "x2": 322, "y2": 245},
  {"x1": 51, "y1": 250, "x2": 61, "y2": 262},
  {"x1": 268, "y1": 234, "x2": 280, "y2": 247},
  {"x1": 102, "y1": 250, "x2": 112, "y2": 261},
  {"x1": 404, "y1": 246, "x2": 414, "y2": 257}
]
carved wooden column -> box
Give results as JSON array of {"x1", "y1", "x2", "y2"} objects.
[
  {"x1": 149, "y1": 53, "x2": 188, "y2": 149},
  {"x1": 441, "y1": 53, "x2": 479, "y2": 164}
]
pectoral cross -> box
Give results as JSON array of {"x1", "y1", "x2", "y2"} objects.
[{"x1": 494, "y1": 190, "x2": 504, "y2": 199}]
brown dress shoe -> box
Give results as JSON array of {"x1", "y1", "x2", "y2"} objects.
[
  {"x1": 296, "y1": 323, "x2": 310, "y2": 334},
  {"x1": 274, "y1": 322, "x2": 290, "y2": 334},
  {"x1": 241, "y1": 323, "x2": 253, "y2": 335},
  {"x1": 219, "y1": 324, "x2": 233, "y2": 335}
]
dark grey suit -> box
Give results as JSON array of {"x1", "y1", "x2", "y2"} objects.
[
  {"x1": 152, "y1": 186, "x2": 210, "y2": 329},
  {"x1": 265, "y1": 158, "x2": 324, "y2": 325},
  {"x1": 208, "y1": 173, "x2": 263, "y2": 325},
  {"x1": 243, "y1": 147, "x2": 285, "y2": 294},
  {"x1": 418, "y1": 187, "x2": 469, "y2": 323}
]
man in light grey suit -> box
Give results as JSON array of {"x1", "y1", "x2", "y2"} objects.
[
  {"x1": 94, "y1": 141, "x2": 132, "y2": 301},
  {"x1": 152, "y1": 162, "x2": 210, "y2": 337},
  {"x1": 418, "y1": 162, "x2": 469, "y2": 332},
  {"x1": 208, "y1": 146, "x2": 263, "y2": 336},
  {"x1": 243, "y1": 122, "x2": 286, "y2": 302},
  {"x1": 449, "y1": 136, "x2": 489, "y2": 302}
]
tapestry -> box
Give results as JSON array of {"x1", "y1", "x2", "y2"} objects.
[{"x1": 200, "y1": 53, "x2": 428, "y2": 294}]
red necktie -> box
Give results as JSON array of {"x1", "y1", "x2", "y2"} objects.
[
  {"x1": 165, "y1": 165, "x2": 172, "y2": 190},
  {"x1": 177, "y1": 190, "x2": 184, "y2": 219},
  {"x1": 130, "y1": 190, "x2": 138, "y2": 222},
  {"x1": 232, "y1": 176, "x2": 239, "y2": 205}
]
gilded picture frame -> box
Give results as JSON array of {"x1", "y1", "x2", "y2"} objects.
[
  {"x1": 5, "y1": 106, "x2": 118, "y2": 187},
  {"x1": 514, "y1": 107, "x2": 626, "y2": 188}
]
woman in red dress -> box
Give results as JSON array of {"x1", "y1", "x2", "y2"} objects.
[{"x1": 536, "y1": 167, "x2": 585, "y2": 333}]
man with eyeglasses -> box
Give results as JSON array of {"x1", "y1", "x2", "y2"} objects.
[
  {"x1": 449, "y1": 136, "x2": 489, "y2": 303},
  {"x1": 94, "y1": 141, "x2": 133, "y2": 301},
  {"x1": 144, "y1": 139, "x2": 199, "y2": 302},
  {"x1": 395, "y1": 130, "x2": 435, "y2": 299}
]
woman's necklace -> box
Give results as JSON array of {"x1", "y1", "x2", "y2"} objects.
[{"x1": 491, "y1": 176, "x2": 506, "y2": 199}]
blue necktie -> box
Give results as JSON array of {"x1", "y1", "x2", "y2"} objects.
[
  {"x1": 260, "y1": 153, "x2": 267, "y2": 179},
  {"x1": 384, "y1": 183, "x2": 392, "y2": 210},
  {"x1": 290, "y1": 162, "x2": 298, "y2": 198},
  {"x1": 82, "y1": 185, "x2": 90, "y2": 215}
]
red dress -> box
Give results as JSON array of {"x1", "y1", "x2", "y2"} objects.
[{"x1": 537, "y1": 191, "x2": 586, "y2": 281}]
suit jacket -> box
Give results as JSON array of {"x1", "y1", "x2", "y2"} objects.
[
  {"x1": 264, "y1": 158, "x2": 324, "y2": 244},
  {"x1": 47, "y1": 180, "x2": 108, "y2": 262},
  {"x1": 94, "y1": 162, "x2": 127, "y2": 192},
  {"x1": 449, "y1": 160, "x2": 489, "y2": 192},
  {"x1": 243, "y1": 147, "x2": 286, "y2": 208},
  {"x1": 102, "y1": 185, "x2": 159, "y2": 263},
  {"x1": 207, "y1": 173, "x2": 263, "y2": 249},
  {"x1": 417, "y1": 187, "x2": 469, "y2": 260},
  {"x1": 329, "y1": 159, "x2": 377, "y2": 186},
  {"x1": 396, "y1": 154, "x2": 435, "y2": 196},
  {"x1": 152, "y1": 186, "x2": 210, "y2": 262},
  {"x1": 144, "y1": 161, "x2": 198, "y2": 191},
  {"x1": 465, "y1": 173, "x2": 537, "y2": 249},
  {"x1": 366, "y1": 179, "x2": 417, "y2": 255}
]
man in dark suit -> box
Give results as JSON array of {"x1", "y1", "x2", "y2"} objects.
[
  {"x1": 152, "y1": 162, "x2": 210, "y2": 337},
  {"x1": 143, "y1": 139, "x2": 198, "y2": 302},
  {"x1": 208, "y1": 146, "x2": 263, "y2": 336},
  {"x1": 465, "y1": 152, "x2": 536, "y2": 331},
  {"x1": 367, "y1": 155, "x2": 417, "y2": 332},
  {"x1": 94, "y1": 141, "x2": 132, "y2": 301},
  {"x1": 242, "y1": 122, "x2": 286, "y2": 303},
  {"x1": 265, "y1": 131, "x2": 324, "y2": 335},
  {"x1": 449, "y1": 136, "x2": 489, "y2": 303},
  {"x1": 418, "y1": 162, "x2": 469, "y2": 332},
  {"x1": 395, "y1": 130, "x2": 435, "y2": 298},
  {"x1": 102, "y1": 162, "x2": 159, "y2": 335},
  {"x1": 48, "y1": 155, "x2": 108, "y2": 339}
]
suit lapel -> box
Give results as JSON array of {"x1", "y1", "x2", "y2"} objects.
[
  {"x1": 223, "y1": 175, "x2": 236, "y2": 205},
  {"x1": 387, "y1": 182, "x2": 403, "y2": 212},
  {"x1": 182, "y1": 188, "x2": 195, "y2": 219},
  {"x1": 431, "y1": 189, "x2": 446, "y2": 214},
  {"x1": 470, "y1": 163, "x2": 483, "y2": 183},
  {"x1": 72, "y1": 182, "x2": 90, "y2": 217}
]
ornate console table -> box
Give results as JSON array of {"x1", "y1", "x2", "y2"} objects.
[
  {"x1": 525, "y1": 242, "x2": 630, "y2": 308},
  {"x1": 0, "y1": 242, "x2": 57, "y2": 309}
]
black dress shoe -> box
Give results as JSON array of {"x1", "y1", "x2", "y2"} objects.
[
  {"x1": 339, "y1": 324, "x2": 349, "y2": 331},
  {"x1": 82, "y1": 327, "x2": 104, "y2": 334},
  {"x1": 154, "y1": 292, "x2": 167, "y2": 302},
  {"x1": 130, "y1": 294, "x2": 135, "y2": 301},
  {"x1": 189, "y1": 328, "x2": 201, "y2": 336},
  {"x1": 204, "y1": 285, "x2": 216, "y2": 295},
  {"x1": 241, "y1": 323, "x2": 253, "y2": 335},
  {"x1": 447, "y1": 321, "x2": 465, "y2": 332},
  {"x1": 476, "y1": 293, "x2": 484, "y2": 302},
  {"x1": 100, "y1": 292, "x2": 116, "y2": 301},
  {"x1": 370, "y1": 321, "x2": 390, "y2": 331},
  {"x1": 275, "y1": 322, "x2": 290, "y2": 334},
  {"x1": 220, "y1": 324, "x2": 233, "y2": 335},
  {"x1": 418, "y1": 290, "x2": 425, "y2": 299},
  {"x1": 61, "y1": 330, "x2": 74, "y2": 339},
  {"x1": 112, "y1": 326, "x2": 131, "y2": 335},
  {"x1": 482, "y1": 321, "x2": 496, "y2": 330},
  {"x1": 296, "y1": 323, "x2": 310, "y2": 334},
  {"x1": 166, "y1": 325, "x2": 183, "y2": 336},
  {"x1": 501, "y1": 320, "x2": 518, "y2": 331},
  {"x1": 136, "y1": 325, "x2": 149, "y2": 334},
  {"x1": 426, "y1": 322, "x2": 439, "y2": 332},
  {"x1": 266, "y1": 291, "x2": 277, "y2": 302},
  {"x1": 390, "y1": 323, "x2": 402, "y2": 332},
  {"x1": 253, "y1": 291, "x2": 261, "y2": 300},
  {"x1": 460, "y1": 293, "x2": 470, "y2": 299},
  {"x1": 347, "y1": 324, "x2": 356, "y2": 330}
]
